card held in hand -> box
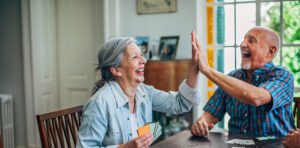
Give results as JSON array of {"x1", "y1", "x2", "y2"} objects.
[
  {"x1": 137, "y1": 122, "x2": 162, "y2": 141},
  {"x1": 137, "y1": 124, "x2": 151, "y2": 136}
]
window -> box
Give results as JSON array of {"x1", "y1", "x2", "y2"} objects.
[{"x1": 206, "y1": 0, "x2": 300, "y2": 129}]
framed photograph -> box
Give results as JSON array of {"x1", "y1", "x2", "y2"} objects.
[
  {"x1": 158, "y1": 36, "x2": 179, "y2": 60},
  {"x1": 135, "y1": 36, "x2": 149, "y2": 54},
  {"x1": 137, "y1": 0, "x2": 177, "y2": 14}
]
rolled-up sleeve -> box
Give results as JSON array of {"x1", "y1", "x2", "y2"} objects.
[
  {"x1": 178, "y1": 79, "x2": 201, "y2": 105},
  {"x1": 259, "y1": 68, "x2": 294, "y2": 111},
  {"x1": 145, "y1": 83, "x2": 193, "y2": 115}
]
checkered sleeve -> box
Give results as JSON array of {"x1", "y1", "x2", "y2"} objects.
[
  {"x1": 203, "y1": 88, "x2": 226, "y2": 121},
  {"x1": 259, "y1": 67, "x2": 294, "y2": 111}
]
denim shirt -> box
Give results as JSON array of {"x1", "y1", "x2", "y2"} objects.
[{"x1": 77, "y1": 80, "x2": 200, "y2": 148}]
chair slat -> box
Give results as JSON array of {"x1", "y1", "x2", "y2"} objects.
[
  {"x1": 65, "y1": 114, "x2": 77, "y2": 145},
  {"x1": 61, "y1": 116, "x2": 72, "y2": 147},
  {"x1": 52, "y1": 118, "x2": 65, "y2": 148},
  {"x1": 59, "y1": 116, "x2": 71, "y2": 147},
  {"x1": 36, "y1": 105, "x2": 83, "y2": 148},
  {"x1": 294, "y1": 97, "x2": 300, "y2": 128},
  {"x1": 48, "y1": 120, "x2": 59, "y2": 148},
  {"x1": 71, "y1": 113, "x2": 80, "y2": 144}
]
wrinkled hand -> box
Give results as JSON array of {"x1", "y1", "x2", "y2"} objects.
[
  {"x1": 191, "y1": 120, "x2": 214, "y2": 137},
  {"x1": 121, "y1": 133, "x2": 154, "y2": 148},
  {"x1": 282, "y1": 129, "x2": 300, "y2": 148},
  {"x1": 191, "y1": 31, "x2": 210, "y2": 74}
]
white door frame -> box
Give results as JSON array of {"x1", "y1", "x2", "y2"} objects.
[{"x1": 21, "y1": 0, "x2": 119, "y2": 147}]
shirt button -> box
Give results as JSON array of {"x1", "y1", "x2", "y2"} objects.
[
  {"x1": 243, "y1": 129, "x2": 247, "y2": 133},
  {"x1": 255, "y1": 75, "x2": 259, "y2": 80},
  {"x1": 127, "y1": 117, "x2": 130, "y2": 120},
  {"x1": 130, "y1": 133, "x2": 132, "y2": 136},
  {"x1": 245, "y1": 113, "x2": 248, "y2": 117}
]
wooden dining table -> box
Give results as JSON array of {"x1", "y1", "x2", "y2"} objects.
[{"x1": 152, "y1": 130, "x2": 284, "y2": 148}]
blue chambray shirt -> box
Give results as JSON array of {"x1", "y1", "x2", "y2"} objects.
[
  {"x1": 204, "y1": 62, "x2": 295, "y2": 138},
  {"x1": 77, "y1": 80, "x2": 200, "y2": 147}
]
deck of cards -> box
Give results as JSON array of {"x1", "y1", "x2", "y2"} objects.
[{"x1": 137, "y1": 122, "x2": 162, "y2": 141}]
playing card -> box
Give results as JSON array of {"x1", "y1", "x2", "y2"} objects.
[
  {"x1": 137, "y1": 124, "x2": 151, "y2": 136},
  {"x1": 256, "y1": 136, "x2": 276, "y2": 141},
  {"x1": 137, "y1": 122, "x2": 162, "y2": 141},
  {"x1": 226, "y1": 139, "x2": 254, "y2": 145}
]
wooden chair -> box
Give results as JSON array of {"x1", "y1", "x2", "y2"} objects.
[
  {"x1": 293, "y1": 97, "x2": 300, "y2": 128},
  {"x1": 36, "y1": 105, "x2": 83, "y2": 148}
]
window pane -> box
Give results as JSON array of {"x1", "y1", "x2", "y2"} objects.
[
  {"x1": 216, "y1": 5, "x2": 234, "y2": 46},
  {"x1": 236, "y1": 3, "x2": 256, "y2": 45},
  {"x1": 283, "y1": 1, "x2": 300, "y2": 44},
  {"x1": 261, "y1": 2, "x2": 280, "y2": 34},
  {"x1": 224, "y1": 47, "x2": 236, "y2": 74},
  {"x1": 282, "y1": 47, "x2": 300, "y2": 88}
]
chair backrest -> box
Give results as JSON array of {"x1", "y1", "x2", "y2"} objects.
[
  {"x1": 293, "y1": 97, "x2": 300, "y2": 128},
  {"x1": 0, "y1": 134, "x2": 3, "y2": 148},
  {"x1": 36, "y1": 105, "x2": 83, "y2": 148}
]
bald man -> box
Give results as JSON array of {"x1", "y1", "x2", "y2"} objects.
[{"x1": 191, "y1": 27, "x2": 295, "y2": 138}]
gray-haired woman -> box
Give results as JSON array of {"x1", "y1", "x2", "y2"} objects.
[{"x1": 77, "y1": 36, "x2": 201, "y2": 148}]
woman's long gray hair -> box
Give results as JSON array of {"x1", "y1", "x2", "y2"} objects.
[{"x1": 92, "y1": 37, "x2": 135, "y2": 94}]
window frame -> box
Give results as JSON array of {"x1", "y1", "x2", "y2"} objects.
[{"x1": 207, "y1": 0, "x2": 300, "y2": 93}]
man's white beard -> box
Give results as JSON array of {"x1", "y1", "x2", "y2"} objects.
[{"x1": 241, "y1": 63, "x2": 251, "y2": 70}]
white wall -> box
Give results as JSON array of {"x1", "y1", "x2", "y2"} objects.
[{"x1": 119, "y1": 0, "x2": 197, "y2": 59}]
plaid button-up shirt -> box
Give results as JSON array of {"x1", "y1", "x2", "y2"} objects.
[{"x1": 204, "y1": 62, "x2": 295, "y2": 138}]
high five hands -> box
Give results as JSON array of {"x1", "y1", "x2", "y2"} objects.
[
  {"x1": 190, "y1": 31, "x2": 215, "y2": 137},
  {"x1": 191, "y1": 31, "x2": 211, "y2": 75}
]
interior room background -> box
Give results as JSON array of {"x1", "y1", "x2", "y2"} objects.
[{"x1": 0, "y1": 0, "x2": 299, "y2": 147}]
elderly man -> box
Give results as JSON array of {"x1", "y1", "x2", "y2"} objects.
[{"x1": 191, "y1": 27, "x2": 294, "y2": 138}]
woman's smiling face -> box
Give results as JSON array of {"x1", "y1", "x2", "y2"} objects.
[{"x1": 117, "y1": 43, "x2": 147, "y2": 85}]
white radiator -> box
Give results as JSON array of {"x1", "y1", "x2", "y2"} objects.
[{"x1": 0, "y1": 94, "x2": 15, "y2": 148}]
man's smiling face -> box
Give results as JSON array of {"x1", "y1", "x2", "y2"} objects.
[{"x1": 240, "y1": 28, "x2": 278, "y2": 71}]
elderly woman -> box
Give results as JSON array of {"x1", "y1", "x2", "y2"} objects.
[{"x1": 77, "y1": 37, "x2": 201, "y2": 148}]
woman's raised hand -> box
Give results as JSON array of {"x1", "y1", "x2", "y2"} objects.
[{"x1": 191, "y1": 31, "x2": 210, "y2": 74}]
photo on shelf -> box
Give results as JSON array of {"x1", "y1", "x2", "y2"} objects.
[
  {"x1": 158, "y1": 36, "x2": 179, "y2": 60},
  {"x1": 135, "y1": 36, "x2": 149, "y2": 56}
]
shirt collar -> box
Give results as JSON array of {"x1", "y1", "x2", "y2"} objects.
[
  {"x1": 252, "y1": 62, "x2": 275, "y2": 76},
  {"x1": 109, "y1": 81, "x2": 145, "y2": 108},
  {"x1": 239, "y1": 62, "x2": 275, "y2": 81}
]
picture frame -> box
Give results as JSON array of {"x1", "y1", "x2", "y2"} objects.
[
  {"x1": 158, "y1": 36, "x2": 179, "y2": 60},
  {"x1": 137, "y1": 0, "x2": 177, "y2": 15},
  {"x1": 135, "y1": 36, "x2": 149, "y2": 55}
]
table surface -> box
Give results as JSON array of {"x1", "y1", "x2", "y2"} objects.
[{"x1": 152, "y1": 130, "x2": 284, "y2": 148}]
